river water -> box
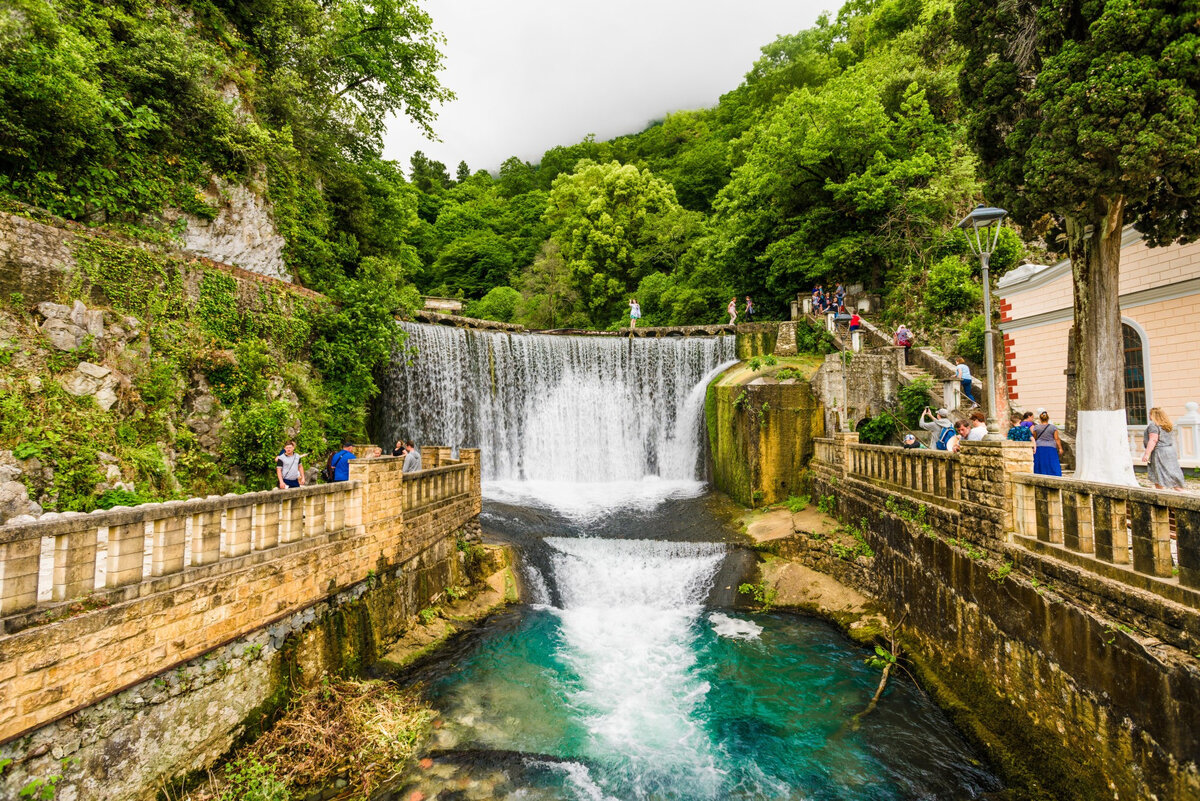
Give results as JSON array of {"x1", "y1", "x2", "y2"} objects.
[{"x1": 373, "y1": 325, "x2": 1001, "y2": 800}]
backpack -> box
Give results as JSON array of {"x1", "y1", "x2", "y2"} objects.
[
  {"x1": 935, "y1": 426, "x2": 956, "y2": 451},
  {"x1": 320, "y1": 450, "x2": 339, "y2": 482}
]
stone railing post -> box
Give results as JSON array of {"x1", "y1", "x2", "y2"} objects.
[
  {"x1": 995, "y1": 440, "x2": 1035, "y2": 539},
  {"x1": 53, "y1": 526, "x2": 98, "y2": 601},
  {"x1": 459, "y1": 448, "x2": 483, "y2": 515},
  {"x1": 151, "y1": 508, "x2": 187, "y2": 576},
  {"x1": 834, "y1": 432, "x2": 857, "y2": 482},
  {"x1": 0, "y1": 534, "x2": 41, "y2": 614}
]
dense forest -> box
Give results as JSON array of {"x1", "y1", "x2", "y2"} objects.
[{"x1": 1, "y1": 0, "x2": 1029, "y2": 343}]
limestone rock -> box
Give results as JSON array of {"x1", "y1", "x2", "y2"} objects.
[
  {"x1": 0, "y1": 480, "x2": 42, "y2": 525},
  {"x1": 60, "y1": 363, "x2": 122, "y2": 411},
  {"x1": 41, "y1": 317, "x2": 86, "y2": 351},
  {"x1": 179, "y1": 178, "x2": 292, "y2": 282},
  {"x1": 28, "y1": 376, "x2": 42, "y2": 392},
  {"x1": 105, "y1": 464, "x2": 122, "y2": 483},
  {"x1": 37, "y1": 300, "x2": 104, "y2": 351}
]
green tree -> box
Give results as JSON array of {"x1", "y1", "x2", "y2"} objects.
[
  {"x1": 544, "y1": 160, "x2": 697, "y2": 325},
  {"x1": 957, "y1": 0, "x2": 1200, "y2": 484},
  {"x1": 466, "y1": 286, "x2": 522, "y2": 323}
]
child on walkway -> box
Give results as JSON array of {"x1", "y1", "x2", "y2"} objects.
[
  {"x1": 727, "y1": 297, "x2": 738, "y2": 325},
  {"x1": 629, "y1": 299, "x2": 641, "y2": 330}
]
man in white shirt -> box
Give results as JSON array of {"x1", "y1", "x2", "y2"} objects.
[
  {"x1": 966, "y1": 411, "x2": 988, "y2": 441},
  {"x1": 275, "y1": 441, "x2": 305, "y2": 489}
]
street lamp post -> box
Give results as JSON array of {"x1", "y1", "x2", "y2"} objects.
[{"x1": 956, "y1": 204, "x2": 1008, "y2": 438}]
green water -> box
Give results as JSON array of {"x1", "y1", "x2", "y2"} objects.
[{"x1": 389, "y1": 607, "x2": 998, "y2": 800}]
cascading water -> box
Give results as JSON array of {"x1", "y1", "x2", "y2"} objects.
[
  {"x1": 375, "y1": 323, "x2": 735, "y2": 483},
  {"x1": 374, "y1": 323, "x2": 1001, "y2": 800}
]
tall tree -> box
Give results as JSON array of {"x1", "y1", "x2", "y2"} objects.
[
  {"x1": 957, "y1": 0, "x2": 1200, "y2": 484},
  {"x1": 456, "y1": 160, "x2": 471, "y2": 183}
]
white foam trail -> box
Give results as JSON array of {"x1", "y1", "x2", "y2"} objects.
[
  {"x1": 529, "y1": 760, "x2": 621, "y2": 801},
  {"x1": 377, "y1": 324, "x2": 736, "y2": 483},
  {"x1": 483, "y1": 477, "x2": 707, "y2": 523},
  {"x1": 544, "y1": 537, "x2": 727, "y2": 795},
  {"x1": 708, "y1": 612, "x2": 763, "y2": 641}
]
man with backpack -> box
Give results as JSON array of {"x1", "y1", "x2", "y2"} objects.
[
  {"x1": 919, "y1": 407, "x2": 956, "y2": 450},
  {"x1": 325, "y1": 441, "x2": 356, "y2": 482}
]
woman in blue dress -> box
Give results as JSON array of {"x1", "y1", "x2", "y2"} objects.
[{"x1": 1032, "y1": 411, "x2": 1063, "y2": 476}]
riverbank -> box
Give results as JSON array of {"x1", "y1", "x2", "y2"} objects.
[{"x1": 173, "y1": 545, "x2": 518, "y2": 801}]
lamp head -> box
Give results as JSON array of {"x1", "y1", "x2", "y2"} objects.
[{"x1": 956, "y1": 204, "x2": 1008, "y2": 256}]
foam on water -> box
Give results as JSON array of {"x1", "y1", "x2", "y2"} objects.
[
  {"x1": 543, "y1": 537, "x2": 727, "y2": 795},
  {"x1": 708, "y1": 612, "x2": 763, "y2": 641},
  {"x1": 484, "y1": 477, "x2": 708, "y2": 523}
]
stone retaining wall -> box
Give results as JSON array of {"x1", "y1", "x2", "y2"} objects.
[
  {"x1": 809, "y1": 434, "x2": 1200, "y2": 800},
  {"x1": 0, "y1": 451, "x2": 481, "y2": 800}
]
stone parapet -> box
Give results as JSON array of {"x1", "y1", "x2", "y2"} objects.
[{"x1": 0, "y1": 448, "x2": 480, "y2": 747}]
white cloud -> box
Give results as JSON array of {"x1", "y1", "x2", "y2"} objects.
[{"x1": 382, "y1": 0, "x2": 834, "y2": 174}]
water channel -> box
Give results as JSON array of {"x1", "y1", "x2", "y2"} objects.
[{"x1": 374, "y1": 325, "x2": 1002, "y2": 800}]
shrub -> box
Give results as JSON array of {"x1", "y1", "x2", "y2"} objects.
[
  {"x1": 897, "y1": 379, "x2": 933, "y2": 428},
  {"x1": 465, "y1": 286, "x2": 522, "y2": 323},
  {"x1": 855, "y1": 414, "x2": 895, "y2": 445},
  {"x1": 925, "y1": 255, "x2": 980, "y2": 314},
  {"x1": 785, "y1": 494, "x2": 810, "y2": 513},
  {"x1": 956, "y1": 315, "x2": 985, "y2": 364}
]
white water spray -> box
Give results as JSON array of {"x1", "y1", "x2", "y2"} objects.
[
  {"x1": 543, "y1": 537, "x2": 727, "y2": 795},
  {"x1": 376, "y1": 324, "x2": 736, "y2": 483}
]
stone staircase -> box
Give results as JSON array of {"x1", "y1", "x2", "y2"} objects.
[{"x1": 790, "y1": 303, "x2": 988, "y2": 417}]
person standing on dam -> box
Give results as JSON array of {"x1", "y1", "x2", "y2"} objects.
[{"x1": 402, "y1": 441, "x2": 422, "y2": 472}]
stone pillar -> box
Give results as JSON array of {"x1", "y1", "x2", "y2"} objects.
[
  {"x1": 458, "y1": 448, "x2": 483, "y2": 516},
  {"x1": 958, "y1": 440, "x2": 1034, "y2": 545},
  {"x1": 834, "y1": 432, "x2": 858, "y2": 480}
]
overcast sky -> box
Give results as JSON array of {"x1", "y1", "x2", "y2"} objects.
[{"x1": 382, "y1": 0, "x2": 835, "y2": 174}]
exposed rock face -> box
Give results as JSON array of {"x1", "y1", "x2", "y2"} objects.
[
  {"x1": 60, "y1": 361, "x2": 121, "y2": 411},
  {"x1": 180, "y1": 179, "x2": 292, "y2": 283},
  {"x1": 37, "y1": 300, "x2": 103, "y2": 351},
  {"x1": 0, "y1": 454, "x2": 42, "y2": 524}
]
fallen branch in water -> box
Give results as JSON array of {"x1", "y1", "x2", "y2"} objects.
[{"x1": 850, "y1": 615, "x2": 909, "y2": 729}]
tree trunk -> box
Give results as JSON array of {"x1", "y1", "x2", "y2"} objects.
[{"x1": 1065, "y1": 198, "x2": 1136, "y2": 486}]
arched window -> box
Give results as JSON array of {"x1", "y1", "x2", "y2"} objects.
[{"x1": 1122, "y1": 322, "x2": 1148, "y2": 425}]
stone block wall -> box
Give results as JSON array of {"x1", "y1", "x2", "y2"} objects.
[
  {"x1": 809, "y1": 437, "x2": 1200, "y2": 800},
  {"x1": 0, "y1": 454, "x2": 480, "y2": 800},
  {"x1": 0, "y1": 207, "x2": 321, "y2": 311}
]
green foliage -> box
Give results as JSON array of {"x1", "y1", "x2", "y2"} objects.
[
  {"x1": 955, "y1": 315, "x2": 985, "y2": 365},
  {"x1": 855, "y1": 414, "x2": 895, "y2": 445},
  {"x1": 925, "y1": 255, "x2": 980, "y2": 315},
  {"x1": 785, "y1": 494, "x2": 810, "y2": 513},
  {"x1": 988, "y1": 561, "x2": 1013, "y2": 583},
  {"x1": 774, "y1": 368, "x2": 807, "y2": 381},
  {"x1": 896, "y1": 379, "x2": 933, "y2": 429},
  {"x1": 465, "y1": 286, "x2": 522, "y2": 323},
  {"x1": 457, "y1": 536, "x2": 489, "y2": 584},
  {"x1": 417, "y1": 607, "x2": 440, "y2": 625},
  {"x1": 831, "y1": 518, "x2": 875, "y2": 561},
  {"x1": 817, "y1": 493, "x2": 837, "y2": 517},
  {"x1": 218, "y1": 755, "x2": 289, "y2": 801},
  {"x1": 738, "y1": 581, "x2": 779, "y2": 611}
]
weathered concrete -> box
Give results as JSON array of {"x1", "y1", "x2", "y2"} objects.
[{"x1": 706, "y1": 359, "x2": 823, "y2": 507}]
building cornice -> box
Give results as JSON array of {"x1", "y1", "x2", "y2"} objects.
[
  {"x1": 998, "y1": 226, "x2": 1144, "y2": 295},
  {"x1": 1000, "y1": 276, "x2": 1200, "y2": 332}
]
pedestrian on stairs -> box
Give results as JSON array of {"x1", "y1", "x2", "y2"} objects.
[
  {"x1": 895, "y1": 324, "x2": 913, "y2": 364},
  {"x1": 848, "y1": 312, "x2": 861, "y2": 332},
  {"x1": 954, "y1": 357, "x2": 978, "y2": 408}
]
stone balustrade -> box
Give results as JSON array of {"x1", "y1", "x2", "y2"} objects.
[
  {"x1": 1012, "y1": 474, "x2": 1198, "y2": 591},
  {"x1": 403, "y1": 463, "x2": 469, "y2": 511},
  {"x1": 847, "y1": 442, "x2": 961, "y2": 509},
  {"x1": 811, "y1": 432, "x2": 1198, "y2": 607},
  {"x1": 0, "y1": 449, "x2": 480, "y2": 746},
  {"x1": 0, "y1": 483, "x2": 358, "y2": 617}
]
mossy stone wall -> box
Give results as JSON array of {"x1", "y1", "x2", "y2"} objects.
[{"x1": 706, "y1": 367, "x2": 823, "y2": 507}]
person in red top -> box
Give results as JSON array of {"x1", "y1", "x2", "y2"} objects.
[{"x1": 848, "y1": 312, "x2": 862, "y2": 332}]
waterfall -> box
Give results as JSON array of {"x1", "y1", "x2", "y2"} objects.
[
  {"x1": 376, "y1": 323, "x2": 736, "y2": 483},
  {"x1": 543, "y1": 537, "x2": 727, "y2": 795}
]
